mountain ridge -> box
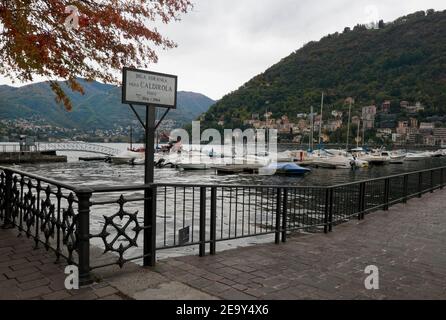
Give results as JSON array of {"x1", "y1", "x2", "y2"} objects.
[
  {"x1": 201, "y1": 9, "x2": 446, "y2": 128},
  {"x1": 0, "y1": 79, "x2": 215, "y2": 130}
]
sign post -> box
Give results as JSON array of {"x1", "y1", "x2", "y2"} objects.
[{"x1": 122, "y1": 67, "x2": 177, "y2": 266}]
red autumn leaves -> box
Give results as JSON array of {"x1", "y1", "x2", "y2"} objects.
[{"x1": 0, "y1": 0, "x2": 192, "y2": 110}]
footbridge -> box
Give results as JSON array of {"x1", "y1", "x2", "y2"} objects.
[{"x1": 36, "y1": 142, "x2": 121, "y2": 156}]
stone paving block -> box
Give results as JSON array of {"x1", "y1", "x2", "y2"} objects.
[
  {"x1": 4, "y1": 266, "x2": 39, "y2": 279},
  {"x1": 0, "y1": 258, "x2": 28, "y2": 268},
  {"x1": 42, "y1": 290, "x2": 72, "y2": 300},
  {"x1": 64, "y1": 291, "x2": 99, "y2": 300},
  {"x1": 18, "y1": 286, "x2": 52, "y2": 299},
  {"x1": 10, "y1": 260, "x2": 42, "y2": 271},
  {"x1": 217, "y1": 288, "x2": 256, "y2": 300},
  {"x1": 16, "y1": 272, "x2": 46, "y2": 283},
  {"x1": 202, "y1": 282, "x2": 232, "y2": 295},
  {"x1": 98, "y1": 294, "x2": 124, "y2": 300},
  {"x1": 93, "y1": 286, "x2": 119, "y2": 298},
  {"x1": 18, "y1": 278, "x2": 51, "y2": 290}
]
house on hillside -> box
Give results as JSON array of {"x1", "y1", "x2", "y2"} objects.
[{"x1": 362, "y1": 105, "x2": 377, "y2": 129}]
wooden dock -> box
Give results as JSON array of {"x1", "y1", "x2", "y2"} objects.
[
  {"x1": 79, "y1": 156, "x2": 107, "y2": 162},
  {"x1": 216, "y1": 164, "x2": 262, "y2": 175}
]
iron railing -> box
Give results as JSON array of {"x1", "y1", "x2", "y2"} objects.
[{"x1": 0, "y1": 165, "x2": 445, "y2": 285}]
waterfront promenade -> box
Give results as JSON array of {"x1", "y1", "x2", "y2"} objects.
[{"x1": 1, "y1": 188, "x2": 446, "y2": 300}]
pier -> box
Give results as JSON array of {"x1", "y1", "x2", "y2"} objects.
[
  {"x1": 0, "y1": 165, "x2": 445, "y2": 299},
  {"x1": 0, "y1": 151, "x2": 67, "y2": 164},
  {"x1": 0, "y1": 141, "x2": 121, "y2": 164},
  {"x1": 216, "y1": 164, "x2": 262, "y2": 175}
]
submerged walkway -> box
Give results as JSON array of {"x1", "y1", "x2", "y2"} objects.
[
  {"x1": 1, "y1": 189, "x2": 446, "y2": 300},
  {"x1": 102, "y1": 188, "x2": 446, "y2": 300}
]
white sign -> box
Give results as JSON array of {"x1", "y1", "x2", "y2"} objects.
[{"x1": 122, "y1": 68, "x2": 177, "y2": 108}]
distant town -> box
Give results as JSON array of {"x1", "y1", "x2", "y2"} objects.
[
  {"x1": 2, "y1": 100, "x2": 446, "y2": 147},
  {"x1": 233, "y1": 100, "x2": 446, "y2": 146},
  {"x1": 0, "y1": 116, "x2": 177, "y2": 144}
]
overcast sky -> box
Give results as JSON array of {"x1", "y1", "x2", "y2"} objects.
[{"x1": 1, "y1": 0, "x2": 445, "y2": 100}]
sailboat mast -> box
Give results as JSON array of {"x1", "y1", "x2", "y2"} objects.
[
  {"x1": 362, "y1": 116, "x2": 366, "y2": 147},
  {"x1": 346, "y1": 100, "x2": 352, "y2": 151},
  {"x1": 310, "y1": 105, "x2": 314, "y2": 151},
  {"x1": 129, "y1": 126, "x2": 133, "y2": 150},
  {"x1": 318, "y1": 92, "x2": 324, "y2": 145},
  {"x1": 356, "y1": 119, "x2": 360, "y2": 148}
]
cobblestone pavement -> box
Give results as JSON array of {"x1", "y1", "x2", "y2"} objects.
[
  {"x1": 151, "y1": 189, "x2": 446, "y2": 300},
  {"x1": 0, "y1": 230, "x2": 128, "y2": 300},
  {"x1": 2, "y1": 189, "x2": 446, "y2": 300}
]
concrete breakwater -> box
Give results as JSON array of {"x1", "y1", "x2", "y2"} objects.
[{"x1": 0, "y1": 151, "x2": 67, "y2": 164}]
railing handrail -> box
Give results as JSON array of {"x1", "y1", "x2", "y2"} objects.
[
  {"x1": 329, "y1": 165, "x2": 446, "y2": 189},
  {"x1": 0, "y1": 166, "x2": 78, "y2": 191},
  {"x1": 1, "y1": 163, "x2": 445, "y2": 286},
  {"x1": 2, "y1": 165, "x2": 446, "y2": 193}
]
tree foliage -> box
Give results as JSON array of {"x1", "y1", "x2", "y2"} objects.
[
  {"x1": 202, "y1": 9, "x2": 446, "y2": 128},
  {"x1": 0, "y1": 0, "x2": 192, "y2": 110}
]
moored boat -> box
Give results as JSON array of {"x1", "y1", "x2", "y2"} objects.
[
  {"x1": 259, "y1": 162, "x2": 311, "y2": 176},
  {"x1": 360, "y1": 151, "x2": 390, "y2": 165}
]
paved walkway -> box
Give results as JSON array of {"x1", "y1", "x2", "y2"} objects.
[
  {"x1": 2, "y1": 189, "x2": 446, "y2": 300},
  {"x1": 0, "y1": 230, "x2": 128, "y2": 300},
  {"x1": 103, "y1": 189, "x2": 446, "y2": 300}
]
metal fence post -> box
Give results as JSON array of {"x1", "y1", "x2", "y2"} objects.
[
  {"x1": 357, "y1": 182, "x2": 365, "y2": 220},
  {"x1": 383, "y1": 178, "x2": 390, "y2": 211},
  {"x1": 403, "y1": 174, "x2": 408, "y2": 203},
  {"x1": 210, "y1": 187, "x2": 217, "y2": 255},
  {"x1": 143, "y1": 185, "x2": 157, "y2": 266},
  {"x1": 441, "y1": 168, "x2": 444, "y2": 190},
  {"x1": 76, "y1": 187, "x2": 93, "y2": 286},
  {"x1": 275, "y1": 188, "x2": 282, "y2": 244},
  {"x1": 3, "y1": 169, "x2": 13, "y2": 228},
  {"x1": 281, "y1": 188, "x2": 288, "y2": 242},
  {"x1": 361, "y1": 183, "x2": 366, "y2": 219},
  {"x1": 430, "y1": 170, "x2": 434, "y2": 193},
  {"x1": 199, "y1": 187, "x2": 206, "y2": 257},
  {"x1": 324, "y1": 188, "x2": 330, "y2": 233},
  {"x1": 329, "y1": 187, "x2": 334, "y2": 231},
  {"x1": 418, "y1": 172, "x2": 423, "y2": 198}
]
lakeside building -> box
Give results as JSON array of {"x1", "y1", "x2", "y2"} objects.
[
  {"x1": 401, "y1": 101, "x2": 425, "y2": 114},
  {"x1": 434, "y1": 128, "x2": 446, "y2": 145},
  {"x1": 381, "y1": 100, "x2": 391, "y2": 113},
  {"x1": 362, "y1": 105, "x2": 377, "y2": 129},
  {"x1": 419, "y1": 122, "x2": 435, "y2": 133}
]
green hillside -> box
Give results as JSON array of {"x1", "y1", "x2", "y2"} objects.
[
  {"x1": 201, "y1": 9, "x2": 446, "y2": 128},
  {"x1": 0, "y1": 80, "x2": 214, "y2": 129}
]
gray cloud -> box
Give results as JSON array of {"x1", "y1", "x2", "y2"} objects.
[{"x1": 1, "y1": 0, "x2": 445, "y2": 100}]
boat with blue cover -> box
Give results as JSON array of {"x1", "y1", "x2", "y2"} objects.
[{"x1": 259, "y1": 162, "x2": 311, "y2": 176}]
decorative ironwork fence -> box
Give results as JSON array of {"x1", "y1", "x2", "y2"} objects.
[{"x1": 0, "y1": 165, "x2": 444, "y2": 285}]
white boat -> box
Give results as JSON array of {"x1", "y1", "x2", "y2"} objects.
[
  {"x1": 276, "y1": 150, "x2": 295, "y2": 163},
  {"x1": 431, "y1": 149, "x2": 445, "y2": 157},
  {"x1": 110, "y1": 150, "x2": 144, "y2": 164},
  {"x1": 405, "y1": 152, "x2": 432, "y2": 161},
  {"x1": 360, "y1": 151, "x2": 390, "y2": 165},
  {"x1": 325, "y1": 149, "x2": 368, "y2": 168},
  {"x1": 389, "y1": 151, "x2": 406, "y2": 164},
  {"x1": 177, "y1": 163, "x2": 215, "y2": 170},
  {"x1": 309, "y1": 150, "x2": 355, "y2": 169}
]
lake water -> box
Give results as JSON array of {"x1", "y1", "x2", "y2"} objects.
[
  {"x1": 11, "y1": 143, "x2": 446, "y2": 188},
  {"x1": 5, "y1": 143, "x2": 446, "y2": 262}
]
